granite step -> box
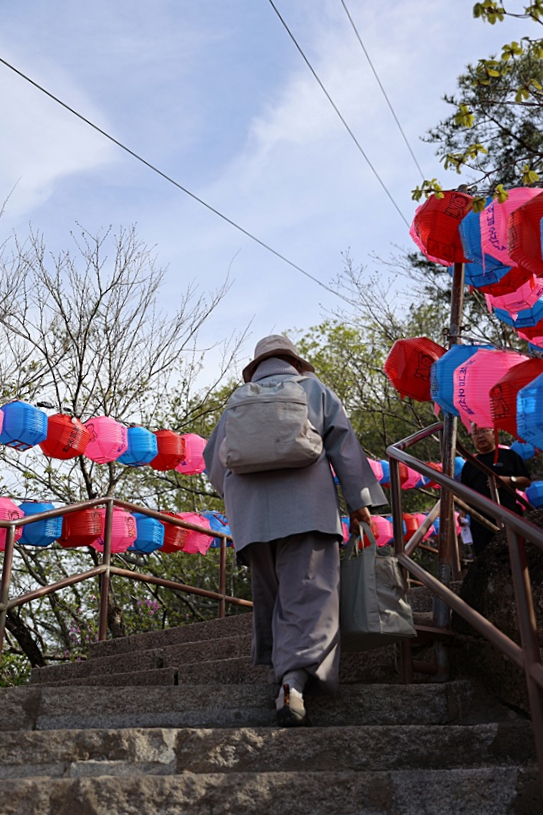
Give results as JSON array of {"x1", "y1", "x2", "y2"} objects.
[
  {"x1": 0, "y1": 767, "x2": 538, "y2": 815},
  {"x1": 0, "y1": 721, "x2": 535, "y2": 780},
  {"x1": 89, "y1": 612, "x2": 254, "y2": 659},
  {"x1": 31, "y1": 635, "x2": 253, "y2": 685},
  {"x1": 0, "y1": 681, "x2": 482, "y2": 731}
]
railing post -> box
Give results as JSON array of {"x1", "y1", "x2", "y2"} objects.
[
  {"x1": 0, "y1": 526, "x2": 16, "y2": 668},
  {"x1": 505, "y1": 528, "x2": 543, "y2": 800},
  {"x1": 218, "y1": 537, "x2": 227, "y2": 619},
  {"x1": 98, "y1": 499, "x2": 114, "y2": 641},
  {"x1": 389, "y1": 457, "x2": 413, "y2": 683},
  {"x1": 434, "y1": 260, "x2": 465, "y2": 679}
]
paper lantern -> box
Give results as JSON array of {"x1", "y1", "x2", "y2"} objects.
[
  {"x1": 410, "y1": 191, "x2": 472, "y2": 265},
  {"x1": 384, "y1": 337, "x2": 446, "y2": 401},
  {"x1": 517, "y1": 372, "x2": 543, "y2": 448},
  {"x1": 18, "y1": 502, "x2": 62, "y2": 547},
  {"x1": 526, "y1": 481, "x2": 543, "y2": 508},
  {"x1": 379, "y1": 461, "x2": 390, "y2": 486},
  {"x1": 490, "y1": 358, "x2": 543, "y2": 437},
  {"x1": 341, "y1": 517, "x2": 350, "y2": 544},
  {"x1": 59, "y1": 508, "x2": 103, "y2": 548},
  {"x1": 367, "y1": 459, "x2": 384, "y2": 482},
  {"x1": 117, "y1": 426, "x2": 158, "y2": 467},
  {"x1": 84, "y1": 417, "x2": 128, "y2": 464},
  {"x1": 129, "y1": 512, "x2": 165, "y2": 554},
  {"x1": 412, "y1": 512, "x2": 436, "y2": 540},
  {"x1": 453, "y1": 348, "x2": 528, "y2": 429},
  {"x1": 0, "y1": 401, "x2": 48, "y2": 451},
  {"x1": 454, "y1": 457, "x2": 465, "y2": 479},
  {"x1": 425, "y1": 461, "x2": 443, "y2": 489},
  {"x1": 510, "y1": 440, "x2": 537, "y2": 459},
  {"x1": 485, "y1": 277, "x2": 543, "y2": 319},
  {"x1": 431, "y1": 345, "x2": 494, "y2": 416},
  {"x1": 403, "y1": 513, "x2": 420, "y2": 543},
  {"x1": 480, "y1": 188, "x2": 541, "y2": 269},
  {"x1": 178, "y1": 512, "x2": 212, "y2": 554},
  {"x1": 494, "y1": 299, "x2": 543, "y2": 329},
  {"x1": 39, "y1": 414, "x2": 90, "y2": 459},
  {"x1": 91, "y1": 507, "x2": 137, "y2": 554},
  {"x1": 202, "y1": 510, "x2": 232, "y2": 549},
  {"x1": 366, "y1": 515, "x2": 394, "y2": 547},
  {"x1": 459, "y1": 198, "x2": 512, "y2": 285},
  {"x1": 507, "y1": 190, "x2": 543, "y2": 276},
  {"x1": 0, "y1": 498, "x2": 23, "y2": 551},
  {"x1": 477, "y1": 265, "x2": 535, "y2": 296},
  {"x1": 150, "y1": 430, "x2": 186, "y2": 471},
  {"x1": 175, "y1": 434, "x2": 207, "y2": 475},
  {"x1": 400, "y1": 464, "x2": 425, "y2": 490},
  {"x1": 158, "y1": 511, "x2": 188, "y2": 553}
]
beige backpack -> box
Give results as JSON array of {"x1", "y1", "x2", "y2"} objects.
[{"x1": 218, "y1": 377, "x2": 323, "y2": 474}]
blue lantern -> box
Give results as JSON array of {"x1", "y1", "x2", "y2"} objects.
[
  {"x1": 494, "y1": 299, "x2": 543, "y2": 329},
  {"x1": 379, "y1": 460, "x2": 390, "y2": 485},
  {"x1": 526, "y1": 482, "x2": 543, "y2": 508},
  {"x1": 510, "y1": 440, "x2": 537, "y2": 460},
  {"x1": 18, "y1": 502, "x2": 62, "y2": 547},
  {"x1": 454, "y1": 456, "x2": 465, "y2": 480},
  {"x1": 129, "y1": 512, "x2": 165, "y2": 553},
  {"x1": 0, "y1": 402, "x2": 48, "y2": 451},
  {"x1": 517, "y1": 373, "x2": 543, "y2": 449},
  {"x1": 117, "y1": 427, "x2": 158, "y2": 467},
  {"x1": 431, "y1": 345, "x2": 493, "y2": 416},
  {"x1": 458, "y1": 200, "x2": 512, "y2": 287},
  {"x1": 202, "y1": 510, "x2": 232, "y2": 549}
]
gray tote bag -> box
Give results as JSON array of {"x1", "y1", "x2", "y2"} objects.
[{"x1": 340, "y1": 522, "x2": 416, "y2": 652}]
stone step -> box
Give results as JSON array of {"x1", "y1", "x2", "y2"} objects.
[
  {"x1": 31, "y1": 635, "x2": 253, "y2": 684},
  {"x1": 0, "y1": 721, "x2": 535, "y2": 780},
  {"x1": 89, "y1": 612, "x2": 254, "y2": 659},
  {"x1": 0, "y1": 681, "x2": 481, "y2": 731},
  {"x1": 0, "y1": 767, "x2": 538, "y2": 815}
]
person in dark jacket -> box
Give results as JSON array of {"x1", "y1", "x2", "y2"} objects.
[{"x1": 460, "y1": 425, "x2": 531, "y2": 556}]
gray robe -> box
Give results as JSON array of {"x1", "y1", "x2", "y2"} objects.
[{"x1": 204, "y1": 360, "x2": 387, "y2": 552}]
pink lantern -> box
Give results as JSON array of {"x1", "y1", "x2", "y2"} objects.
[
  {"x1": 91, "y1": 507, "x2": 137, "y2": 554},
  {"x1": 175, "y1": 434, "x2": 207, "y2": 475},
  {"x1": 84, "y1": 417, "x2": 128, "y2": 464},
  {"x1": 178, "y1": 512, "x2": 212, "y2": 554},
  {"x1": 367, "y1": 459, "x2": 384, "y2": 482},
  {"x1": 0, "y1": 498, "x2": 23, "y2": 551},
  {"x1": 412, "y1": 512, "x2": 436, "y2": 541},
  {"x1": 480, "y1": 188, "x2": 541, "y2": 269},
  {"x1": 0, "y1": 409, "x2": 4, "y2": 437},
  {"x1": 366, "y1": 515, "x2": 393, "y2": 547},
  {"x1": 401, "y1": 466, "x2": 424, "y2": 490},
  {"x1": 485, "y1": 276, "x2": 543, "y2": 319},
  {"x1": 341, "y1": 519, "x2": 350, "y2": 544},
  {"x1": 453, "y1": 349, "x2": 529, "y2": 430}
]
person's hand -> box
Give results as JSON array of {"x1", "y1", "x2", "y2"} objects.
[{"x1": 349, "y1": 506, "x2": 372, "y2": 535}]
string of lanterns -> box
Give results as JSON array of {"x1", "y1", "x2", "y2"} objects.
[
  {"x1": 0, "y1": 403, "x2": 207, "y2": 474},
  {"x1": 0, "y1": 498, "x2": 232, "y2": 555}
]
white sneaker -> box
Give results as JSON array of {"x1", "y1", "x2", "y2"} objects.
[{"x1": 275, "y1": 683, "x2": 310, "y2": 727}]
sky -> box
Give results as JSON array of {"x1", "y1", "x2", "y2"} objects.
[{"x1": 0, "y1": 1, "x2": 530, "y2": 381}]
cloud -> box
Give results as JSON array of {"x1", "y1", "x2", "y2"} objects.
[{"x1": 0, "y1": 51, "x2": 117, "y2": 217}]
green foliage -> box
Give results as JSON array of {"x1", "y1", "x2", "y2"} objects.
[{"x1": 421, "y1": 2, "x2": 543, "y2": 190}]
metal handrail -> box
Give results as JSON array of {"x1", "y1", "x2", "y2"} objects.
[
  {"x1": 0, "y1": 497, "x2": 253, "y2": 667},
  {"x1": 387, "y1": 422, "x2": 543, "y2": 797}
]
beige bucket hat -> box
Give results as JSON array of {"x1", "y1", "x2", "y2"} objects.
[{"x1": 242, "y1": 334, "x2": 315, "y2": 382}]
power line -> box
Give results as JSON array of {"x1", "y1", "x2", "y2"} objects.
[
  {"x1": 266, "y1": 0, "x2": 410, "y2": 228},
  {"x1": 340, "y1": 0, "x2": 425, "y2": 181},
  {"x1": 0, "y1": 56, "x2": 357, "y2": 308}
]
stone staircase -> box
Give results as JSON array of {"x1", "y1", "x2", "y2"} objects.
[{"x1": 0, "y1": 589, "x2": 540, "y2": 814}]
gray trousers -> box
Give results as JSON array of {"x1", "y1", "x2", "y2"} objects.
[{"x1": 244, "y1": 531, "x2": 341, "y2": 694}]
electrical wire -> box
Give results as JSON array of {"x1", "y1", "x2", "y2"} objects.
[
  {"x1": 266, "y1": 0, "x2": 410, "y2": 228},
  {"x1": 0, "y1": 56, "x2": 357, "y2": 307},
  {"x1": 340, "y1": 0, "x2": 425, "y2": 181}
]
